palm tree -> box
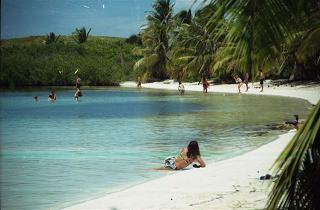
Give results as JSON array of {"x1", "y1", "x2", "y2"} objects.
[
  {"x1": 204, "y1": 0, "x2": 295, "y2": 79},
  {"x1": 276, "y1": 0, "x2": 320, "y2": 80},
  {"x1": 169, "y1": 19, "x2": 217, "y2": 80},
  {"x1": 168, "y1": 4, "x2": 221, "y2": 81},
  {"x1": 199, "y1": 0, "x2": 320, "y2": 81},
  {"x1": 72, "y1": 27, "x2": 91, "y2": 44},
  {"x1": 134, "y1": 0, "x2": 174, "y2": 81},
  {"x1": 126, "y1": 34, "x2": 142, "y2": 45},
  {"x1": 267, "y1": 101, "x2": 320, "y2": 209},
  {"x1": 45, "y1": 32, "x2": 60, "y2": 44},
  {"x1": 175, "y1": 9, "x2": 192, "y2": 24}
]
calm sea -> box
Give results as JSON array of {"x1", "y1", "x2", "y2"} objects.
[{"x1": 0, "y1": 88, "x2": 311, "y2": 210}]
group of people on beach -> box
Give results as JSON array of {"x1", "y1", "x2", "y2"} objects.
[
  {"x1": 233, "y1": 69, "x2": 265, "y2": 93},
  {"x1": 34, "y1": 75, "x2": 83, "y2": 103},
  {"x1": 137, "y1": 68, "x2": 265, "y2": 96}
]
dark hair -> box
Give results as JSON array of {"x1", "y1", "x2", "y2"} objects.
[{"x1": 187, "y1": 140, "x2": 201, "y2": 159}]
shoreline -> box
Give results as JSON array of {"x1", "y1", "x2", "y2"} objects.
[
  {"x1": 121, "y1": 80, "x2": 320, "y2": 105},
  {"x1": 64, "y1": 81, "x2": 319, "y2": 210}
]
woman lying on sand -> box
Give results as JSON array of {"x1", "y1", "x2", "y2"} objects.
[{"x1": 162, "y1": 141, "x2": 206, "y2": 170}]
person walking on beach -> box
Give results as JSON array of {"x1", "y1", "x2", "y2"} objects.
[
  {"x1": 202, "y1": 77, "x2": 209, "y2": 93},
  {"x1": 259, "y1": 69, "x2": 265, "y2": 92},
  {"x1": 244, "y1": 72, "x2": 249, "y2": 92},
  {"x1": 234, "y1": 75, "x2": 243, "y2": 93},
  {"x1": 137, "y1": 77, "x2": 142, "y2": 88},
  {"x1": 163, "y1": 140, "x2": 206, "y2": 170},
  {"x1": 178, "y1": 81, "x2": 185, "y2": 95}
]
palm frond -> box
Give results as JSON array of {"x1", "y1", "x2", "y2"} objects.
[{"x1": 267, "y1": 102, "x2": 320, "y2": 210}]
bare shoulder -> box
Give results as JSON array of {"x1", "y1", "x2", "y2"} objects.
[{"x1": 181, "y1": 147, "x2": 188, "y2": 153}]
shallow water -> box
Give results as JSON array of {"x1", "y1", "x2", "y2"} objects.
[{"x1": 0, "y1": 88, "x2": 311, "y2": 210}]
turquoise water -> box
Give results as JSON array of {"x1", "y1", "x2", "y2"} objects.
[{"x1": 0, "y1": 88, "x2": 311, "y2": 210}]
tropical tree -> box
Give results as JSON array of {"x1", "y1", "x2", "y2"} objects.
[
  {"x1": 126, "y1": 34, "x2": 142, "y2": 45},
  {"x1": 73, "y1": 27, "x2": 91, "y2": 44},
  {"x1": 45, "y1": 32, "x2": 60, "y2": 44},
  {"x1": 276, "y1": 0, "x2": 320, "y2": 80},
  {"x1": 267, "y1": 101, "x2": 320, "y2": 209},
  {"x1": 134, "y1": 0, "x2": 174, "y2": 80},
  {"x1": 175, "y1": 9, "x2": 192, "y2": 25},
  {"x1": 205, "y1": 0, "x2": 295, "y2": 80},
  {"x1": 168, "y1": 4, "x2": 220, "y2": 81}
]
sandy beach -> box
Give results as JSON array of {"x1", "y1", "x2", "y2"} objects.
[{"x1": 64, "y1": 81, "x2": 320, "y2": 210}]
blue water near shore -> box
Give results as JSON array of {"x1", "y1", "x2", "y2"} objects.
[{"x1": 0, "y1": 88, "x2": 311, "y2": 210}]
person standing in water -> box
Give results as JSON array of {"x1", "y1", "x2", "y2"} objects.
[
  {"x1": 163, "y1": 140, "x2": 206, "y2": 170},
  {"x1": 34, "y1": 96, "x2": 39, "y2": 102},
  {"x1": 74, "y1": 88, "x2": 82, "y2": 102},
  {"x1": 48, "y1": 90, "x2": 57, "y2": 102},
  {"x1": 259, "y1": 69, "x2": 265, "y2": 92},
  {"x1": 75, "y1": 75, "x2": 82, "y2": 100}
]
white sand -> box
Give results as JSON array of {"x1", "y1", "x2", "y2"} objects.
[{"x1": 64, "y1": 81, "x2": 319, "y2": 210}]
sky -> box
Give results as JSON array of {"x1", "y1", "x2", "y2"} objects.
[{"x1": 1, "y1": 0, "x2": 204, "y2": 39}]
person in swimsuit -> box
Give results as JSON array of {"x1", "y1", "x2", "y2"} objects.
[
  {"x1": 137, "y1": 76, "x2": 142, "y2": 88},
  {"x1": 202, "y1": 78, "x2": 209, "y2": 93},
  {"x1": 76, "y1": 75, "x2": 81, "y2": 89},
  {"x1": 48, "y1": 90, "x2": 57, "y2": 102},
  {"x1": 164, "y1": 141, "x2": 206, "y2": 170},
  {"x1": 259, "y1": 69, "x2": 265, "y2": 92},
  {"x1": 233, "y1": 75, "x2": 243, "y2": 93},
  {"x1": 178, "y1": 81, "x2": 185, "y2": 95},
  {"x1": 74, "y1": 88, "x2": 82, "y2": 101}
]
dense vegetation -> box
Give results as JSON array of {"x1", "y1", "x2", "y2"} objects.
[
  {"x1": 135, "y1": 0, "x2": 320, "y2": 82},
  {"x1": 0, "y1": 36, "x2": 141, "y2": 87},
  {"x1": 1, "y1": 0, "x2": 319, "y2": 87}
]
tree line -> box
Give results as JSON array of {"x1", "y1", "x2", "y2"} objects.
[
  {"x1": 0, "y1": 31, "x2": 141, "y2": 87},
  {"x1": 135, "y1": 0, "x2": 320, "y2": 83}
]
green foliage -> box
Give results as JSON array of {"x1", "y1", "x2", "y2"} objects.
[
  {"x1": 168, "y1": 4, "x2": 219, "y2": 81},
  {"x1": 267, "y1": 101, "x2": 320, "y2": 209},
  {"x1": 198, "y1": 0, "x2": 320, "y2": 81},
  {"x1": 0, "y1": 36, "x2": 141, "y2": 87},
  {"x1": 45, "y1": 32, "x2": 60, "y2": 44},
  {"x1": 165, "y1": 0, "x2": 319, "y2": 82},
  {"x1": 126, "y1": 34, "x2": 142, "y2": 45},
  {"x1": 135, "y1": 0, "x2": 174, "y2": 81},
  {"x1": 72, "y1": 27, "x2": 91, "y2": 44},
  {"x1": 175, "y1": 9, "x2": 192, "y2": 24}
]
